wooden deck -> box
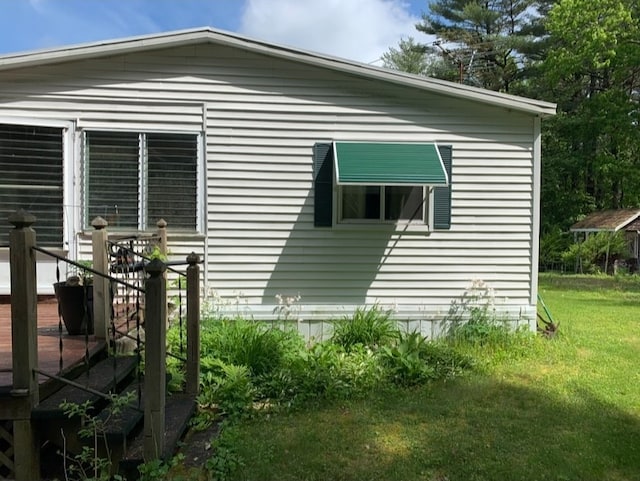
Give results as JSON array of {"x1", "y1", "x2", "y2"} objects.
[{"x1": 0, "y1": 297, "x2": 103, "y2": 392}]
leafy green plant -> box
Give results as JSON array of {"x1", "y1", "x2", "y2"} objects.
[
  {"x1": 381, "y1": 331, "x2": 436, "y2": 385},
  {"x1": 64, "y1": 259, "x2": 94, "y2": 286},
  {"x1": 293, "y1": 342, "x2": 384, "y2": 400},
  {"x1": 448, "y1": 318, "x2": 511, "y2": 346},
  {"x1": 561, "y1": 230, "x2": 629, "y2": 274},
  {"x1": 137, "y1": 453, "x2": 185, "y2": 480},
  {"x1": 539, "y1": 228, "x2": 572, "y2": 271},
  {"x1": 380, "y1": 331, "x2": 472, "y2": 386},
  {"x1": 59, "y1": 392, "x2": 134, "y2": 481},
  {"x1": 205, "y1": 423, "x2": 245, "y2": 481},
  {"x1": 200, "y1": 318, "x2": 304, "y2": 378},
  {"x1": 198, "y1": 359, "x2": 256, "y2": 418},
  {"x1": 165, "y1": 323, "x2": 187, "y2": 391},
  {"x1": 330, "y1": 304, "x2": 399, "y2": 351}
]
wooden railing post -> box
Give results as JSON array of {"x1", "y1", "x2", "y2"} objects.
[
  {"x1": 156, "y1": 219, "x2": 168, "y2": 258},
  {"x1": 9, "y1": 209, "x2": 40, "y2": 481},
  {"x1": 143, "y1": 259, "x2": 167, "y2": 461},
  {"x1": 91, "y1": 216, "x2": 110, "y2": 340},
  {"x1": 186, "y1": 253, "x2": 200, "y2": 397}
]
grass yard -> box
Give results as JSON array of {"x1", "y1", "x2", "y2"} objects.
[{"x1": 201, "y1": 274, "x2": 640, "y2": 481}]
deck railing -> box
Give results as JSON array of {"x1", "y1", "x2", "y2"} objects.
[{"x1": 6, "y1": 209, "x2": 201, "y2": 480}]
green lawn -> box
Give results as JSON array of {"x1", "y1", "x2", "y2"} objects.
[{"x1": 208, "y1": 274, "x2": 640, "y2": 481}]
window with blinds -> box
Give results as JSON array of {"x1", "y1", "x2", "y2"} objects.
[
  {"x1": 84, "y1": 131, "x2": 198, "y2": 231},
  {"x1": 0, "y1": 124, "x2": 64, "y2": 246}
]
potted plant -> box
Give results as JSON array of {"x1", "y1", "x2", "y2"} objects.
[{"x1": 53, "y1": 261, "x2": 94, "y2": 335}]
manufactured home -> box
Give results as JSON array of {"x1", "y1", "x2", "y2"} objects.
[{"x1": 0, "y1": 27, "x2": 555, "y2": 335}]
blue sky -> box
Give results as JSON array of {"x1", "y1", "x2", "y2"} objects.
[{"x1": 0, "y1": 0, "x2": 432, "y2": 64}]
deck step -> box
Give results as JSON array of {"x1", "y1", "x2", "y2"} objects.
[
  {"x1": 119, "y1": 393, "x2": 196, "y2": 479},
  {"x1": 32, "y1": 356, "x2": 138, "y2": 420},
  {"x1": 100, "y1": 381, "x2": 145, "y2": 445}
]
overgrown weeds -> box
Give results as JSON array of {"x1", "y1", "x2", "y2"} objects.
[
  {"x1": 196, "y1": 275, "x2": 640, "y2": 481},
  {"x1": 166, "y1": 284, "x2": 543, "y2": 481}
]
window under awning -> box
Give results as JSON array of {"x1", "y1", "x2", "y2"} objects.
[{"x1": 333, "y1": 142, "x2": 449, "y2": 186}]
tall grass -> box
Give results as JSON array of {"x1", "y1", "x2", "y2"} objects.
[{"x1": 330, "y1": 305, "x2": 398, "y2": 350}]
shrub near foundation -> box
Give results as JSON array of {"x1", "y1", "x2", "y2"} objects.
[{"x1": 330, "y1": 305, "x2": 399, "y2": 351}]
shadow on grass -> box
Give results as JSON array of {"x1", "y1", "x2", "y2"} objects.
[{"x1": 232, "y1": 377, "x2": 640, "y2": 481}]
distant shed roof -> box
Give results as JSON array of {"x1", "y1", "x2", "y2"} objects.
[
  {"x1": 624, "y1": 216, "x2": 640, "y2": 231},
  {"x1": 570, "y1": 209, "x2": 640, "y2": 232}
]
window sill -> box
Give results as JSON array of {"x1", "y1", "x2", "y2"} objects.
[
  {"x1": 79, "y1": 229, "x2": 206, "y2": 241},
  {"x1": 332, "y1": 222, "x2": 431, "y2": 235}
]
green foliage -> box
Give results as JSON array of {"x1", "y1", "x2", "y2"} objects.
[
  {"x1": 539, "y1": 229, "x2": 573, "y2": 270},
  {"x1": 381, "y1": 331, "x2": 436, "y2": 386},
  {"x1": 200, "y1": 318, "x2": 304, "y2": 377},
  {"x1": 205, "y1": 424, "x2": 245, "y2": 481},
  {"x1": 442, "y1": 279, "x2": 538, "y2": 361},
  {"x1": 146, "y1": 244, "x2": 168, "y2": 261},
  {"x1": 416, "y1": 0, "x2": 551, "y2": 92},
  {"x1": 382, "y1": 332, "x2": 474, "y2": 386},
  {"x1": 381, "y1": 37, "x2": 450, "y2": 77},
  {"x1": 561, "y1": 231, "x2": 629, "y2": 273},
  {"x1": 138, "y1": 454, "x2": 184, "y2": 481},
  {"x1": 215, "y1": 276, "x2": 640, "y2": 481},
  {"x1": 59, "y1": 392, "x2": 135, "y2": 481},
  {"x1": 198, "y1": 359, "x2": 256, "y2": 418},
  {"x1": 448, "y1": 317, "x2": 513, "y2": 346},
  {"x1": 330, "y1": 305, "x2": 399, "y2": 351},
  {"x1": 540, "y1": 0, "x2": 640, "y2": 231},
  {"x1": 293, "y1": 342, "x2": 385, "y2": 401},
  {"x1": 165, "y1": 323, "x2": 187, "y2": 391},
  {"x1": 546, "y1": 0, "x2": 638, "y2": 75}
]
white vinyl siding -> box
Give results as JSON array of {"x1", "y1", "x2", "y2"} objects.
[{"x1": 0, "y1": 43, "x2": 537, "y2": 325}]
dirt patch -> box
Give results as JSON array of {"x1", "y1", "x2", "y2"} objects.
[{"x1": 178, "y1": 420, "x2": 223, "y2": 468}]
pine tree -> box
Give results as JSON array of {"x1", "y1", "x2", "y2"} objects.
[{"x1": 416, "y1": 0, "x2": 553, "y2": 93}]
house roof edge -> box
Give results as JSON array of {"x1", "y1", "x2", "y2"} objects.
[{"x1": 0, "y1": 27, "x2": 557, "y2": 117}]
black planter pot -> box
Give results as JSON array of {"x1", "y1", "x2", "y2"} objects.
[{"x1": 53, "y1": 282, "x2": 94, "y2": 335}]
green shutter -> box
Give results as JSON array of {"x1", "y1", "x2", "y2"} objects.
[
  {"x1": 434, "y1": 145, "x2": 452, "y2": 229},
  {"x1": 313, "y1": 143, "x2": 333, "y2": 227}
]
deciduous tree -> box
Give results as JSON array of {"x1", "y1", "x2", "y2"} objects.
[{"x1": 540, "y1": 0, "x2": 640, "y2": 231}]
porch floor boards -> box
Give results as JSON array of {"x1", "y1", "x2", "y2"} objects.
[{"x1": 0, "y1": 298, "x2": 104, "y2": 391}]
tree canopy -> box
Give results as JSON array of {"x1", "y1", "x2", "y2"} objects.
[
  {"x1": 541, "y1": 0, "x2": 640, "y2": 231},
  {"x1": 382, "y1": 0, "x2": 640, "y2": 236},
  {"x1": 416, "y1": 0, "x2": 553, "y2": 92}
]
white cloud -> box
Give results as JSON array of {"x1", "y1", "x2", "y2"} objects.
[{"x1": 239, "y1": 0, "x2": 430, "y2": 64}]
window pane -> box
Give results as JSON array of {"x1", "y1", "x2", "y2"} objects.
[
  {"x1": 341, "y1": 185, "x2": 380, "y2": 220},
  {"x1": 147, "y1": 133, "x2": 198, "y2": 230},
  {"x1": 0, "y1": 124, "x2": 63, "y2": 246},
  {"x1": 384, "y1": 186, "x2": 424, "y2": 221},
  {"x1": 86, "y1": 131, "x2": 139, "y2": 228}
]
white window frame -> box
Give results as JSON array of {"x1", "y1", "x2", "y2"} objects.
[
  {"x1": 0, "y1": 116, "x2": 75, "y2": 251},
  {"x1": 336, "y1": 184, "x2": 434, "y2": 228},
  {"x1": 81, "y1": 128, "x2": 204, "y2": 234}
]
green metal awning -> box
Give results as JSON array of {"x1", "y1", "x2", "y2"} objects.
[{"x1": 333, "y1": 142, "x2": 448, "y2": 186}]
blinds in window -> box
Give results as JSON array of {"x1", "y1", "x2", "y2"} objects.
[
  {"x1": 0, "y1": 124, "x2": 63, "y2": 246},
  {"x1": 147, "y1": 133, "x2": 197, "y2": 230},
  {"x1": 85, "y1": 131, "x2": 139, "y2": 228}
]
